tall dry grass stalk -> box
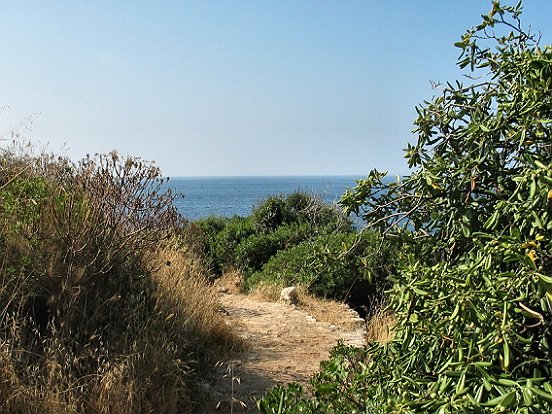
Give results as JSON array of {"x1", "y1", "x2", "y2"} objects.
[
  {"x1": 365, "y1": 311, "x2": 395, "y2": 344},
  {"x1": 148, "y1": 243, "x2": 240, "y2": 350},
  {"x1": 214, "y1": 269, "x2": 244, "y2": 295}
]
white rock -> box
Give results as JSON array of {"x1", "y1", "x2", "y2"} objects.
[{"x1": 280, "y1": 286, "x2": 299, "y2": 305}]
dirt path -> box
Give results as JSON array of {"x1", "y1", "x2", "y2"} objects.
[{"x1": 201, "y1": 293, "x2": 367, "y2": 413}]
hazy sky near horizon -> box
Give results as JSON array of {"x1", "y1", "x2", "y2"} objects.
[{"x1": 1, "y1": 1, "x2": 551, "y2": 177}]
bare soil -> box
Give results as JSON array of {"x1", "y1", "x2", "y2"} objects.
[{"x1": 200, "y1": 292, "x2": 367, "y2": 414}]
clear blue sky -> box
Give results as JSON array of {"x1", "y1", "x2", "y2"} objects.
[{"x1": 1, "y1": 1, "x2": 551, "y2": 177}]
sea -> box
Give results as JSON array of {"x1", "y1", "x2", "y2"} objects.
[{"x1": 164, "y1": 176, "x2": 365, "y2": 221}]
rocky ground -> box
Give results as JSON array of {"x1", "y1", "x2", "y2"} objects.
[{"x1": 200, "y1": 292, "x2": 367, "y2": 414}]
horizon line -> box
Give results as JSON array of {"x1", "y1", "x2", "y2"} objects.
[
  {"x1": 164, "y1": 172, "x2": 409, "y2": 179},
  {"x1": 165, "y1": 173, "x2": 369, "y2": 179}
]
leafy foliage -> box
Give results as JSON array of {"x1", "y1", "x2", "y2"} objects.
[
  {"x1": 251, "y1": 192, "x2": 352, "y2": 234},
  {"x1": 206, "y1": 216, "x2": 257, "y2": 274},
  {"x1": 195, "y1": 192, "x2": 353, "y2": 277},
  {"x1": 258, "y1": 344, "x2": 379, "y2": 414},
  {"x1": 259, "y1": 2, "x2": 552, "y2": 412},
  {"x1": 248, "y1": 231, "x2": 391, "y2": 309},
  {"x1": 234, "y1": 222, "x2": 312, "y2": 271}
]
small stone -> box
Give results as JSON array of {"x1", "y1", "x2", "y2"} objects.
[{"x1": 280, "y1": 286, "x2": 299, "y2": 305}]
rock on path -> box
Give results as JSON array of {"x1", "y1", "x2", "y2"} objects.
[{"x1": 201, "y1": 293, "x2": 366, "y2": 413}]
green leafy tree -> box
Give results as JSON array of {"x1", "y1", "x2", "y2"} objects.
[
  {"x1": 342, "y1": 1, "x2": 552, "y2": 258},
  {"x1": 260, "y1": 2, "x2": 552, "y2": 412},
  {"x1": 340, "y1": 2, "x2": 552, "y2": 412}
]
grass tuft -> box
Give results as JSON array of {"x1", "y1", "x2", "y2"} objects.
[{"x1": 365, "y1": 311, "x2": 395, "y2": 344}]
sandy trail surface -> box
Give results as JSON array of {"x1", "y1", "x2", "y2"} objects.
[{"x1": 201, "y1": 293, "x2": 366, "y2": 414}]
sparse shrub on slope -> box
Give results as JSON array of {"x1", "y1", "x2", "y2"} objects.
[{"x1": 259, "y1": 2, "x2": 552, "y2": 413}]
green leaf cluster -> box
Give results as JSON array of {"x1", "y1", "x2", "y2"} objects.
[{"x1": 195, "y1": 192, "x2": 392, "y2": 308}]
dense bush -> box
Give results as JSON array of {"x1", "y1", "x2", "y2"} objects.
[
  {"x1": 258, "y1": 2, "x2": 552, "y2": 413},
  {"x1": 195, "y1": 192, "x2": 388, "y2": 312},
  {"x1": 251, "y1": 191, "x2": 352, "y2": 233},
  {"x1": 206, "y1": 216, "x2": 256, "y2": 274},
  {"x1": 247, "y1": 231, "x2": 392, "y2": 311},
  {"x1": 234, "y1": 222, "x2": 312, "y2": 271},
  {"x1": 0, "y1": 147, "x2": 236, "y2": 413},
  {"x1": 196, "y1": 192, "x2": 353, "y2": 277},
  {"x1": 251, "y1": 194, "x2": 291, "y2": 232}
]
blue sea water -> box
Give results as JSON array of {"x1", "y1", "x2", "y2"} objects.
[{"x1": 165, "y1": 176, "x2": 364, "y2": 221}]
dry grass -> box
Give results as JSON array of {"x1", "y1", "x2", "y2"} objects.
[
  {"x1": 300, "y1": 296, "x2": 366, "y2": 332},
  {"x1": 214, "y1": 268, "x2": 244, "y2": 295},
  {"x1": 148, "y1": 244, "x2": 242, "y2": 350},
  {"x1": 249, "y1": 280, "x2": 394, "y2": 339},
  {"x1": 248, "y1": 280, "x2": 282, "y2": 302},
  {"x1": 0, "y1": 243, "x2": 240, "y2": 414},
  {"x1": 365, "y1": 311, "x2": 395, "y2": 344},
  {"x1": 249, "y1": 282, "x2": 365, "y2": 332},
  {"x1": 0, "y1": 149, "x2": 241, "y2": 414}
]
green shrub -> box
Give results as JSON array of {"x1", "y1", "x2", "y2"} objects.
[
  {"x1": 285, "y1": 191, "x2": 353, "y2": 233},
  {"x1": 196, "y1": 192, "x2": 353, "y2": 276},
  {"x1": 251, "y1": 191, "x2": 352, "y2": 233},
  {"x1": 257, "y1": 383, "x2": 310, "y2": 414},
  {"x1": 193, "y1": 215, "x2": 230, "y2": 271},
  {"x1": 245, "y1": 240, "x2": 316, "y2": 290},
  {"x1": 251, "y1": 194, "x2": 292, "y2": 232},
  {"x1": 258, "y1": 343, "x2": 376, "y2": 414},
  {"x1": 210, "y1": 216, "x2": 256, "y2": 273},
  {"x1": 247, "y1": 231, "x2": 391, "y2": 310},
  {"x1": 195, "y1": 215, "x2": 228, "y2": 240},
  {"x1": 234, "y1": 222, "x2": 312, "y2": 272},
  {"x1": 234, "y1": 232, "x2": 279, "y2": 271}
]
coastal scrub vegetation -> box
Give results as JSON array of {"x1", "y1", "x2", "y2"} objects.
[
  {"x1": 0, "y1": 144, "x2": 238, "y2": 413},
  {"x1": 193, "y1": 192, "x2": 394, "y2": 313},
  {"x1": 258, "y1": 1, "x2": 552, "y2": 413},
  {"x1": 3, "y1": 1, "x2": 550, "y2": 413}
]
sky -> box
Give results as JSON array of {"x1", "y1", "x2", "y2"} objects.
[{"x1": 1, "y1": 1, "x2": 551, "y2": 177}]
